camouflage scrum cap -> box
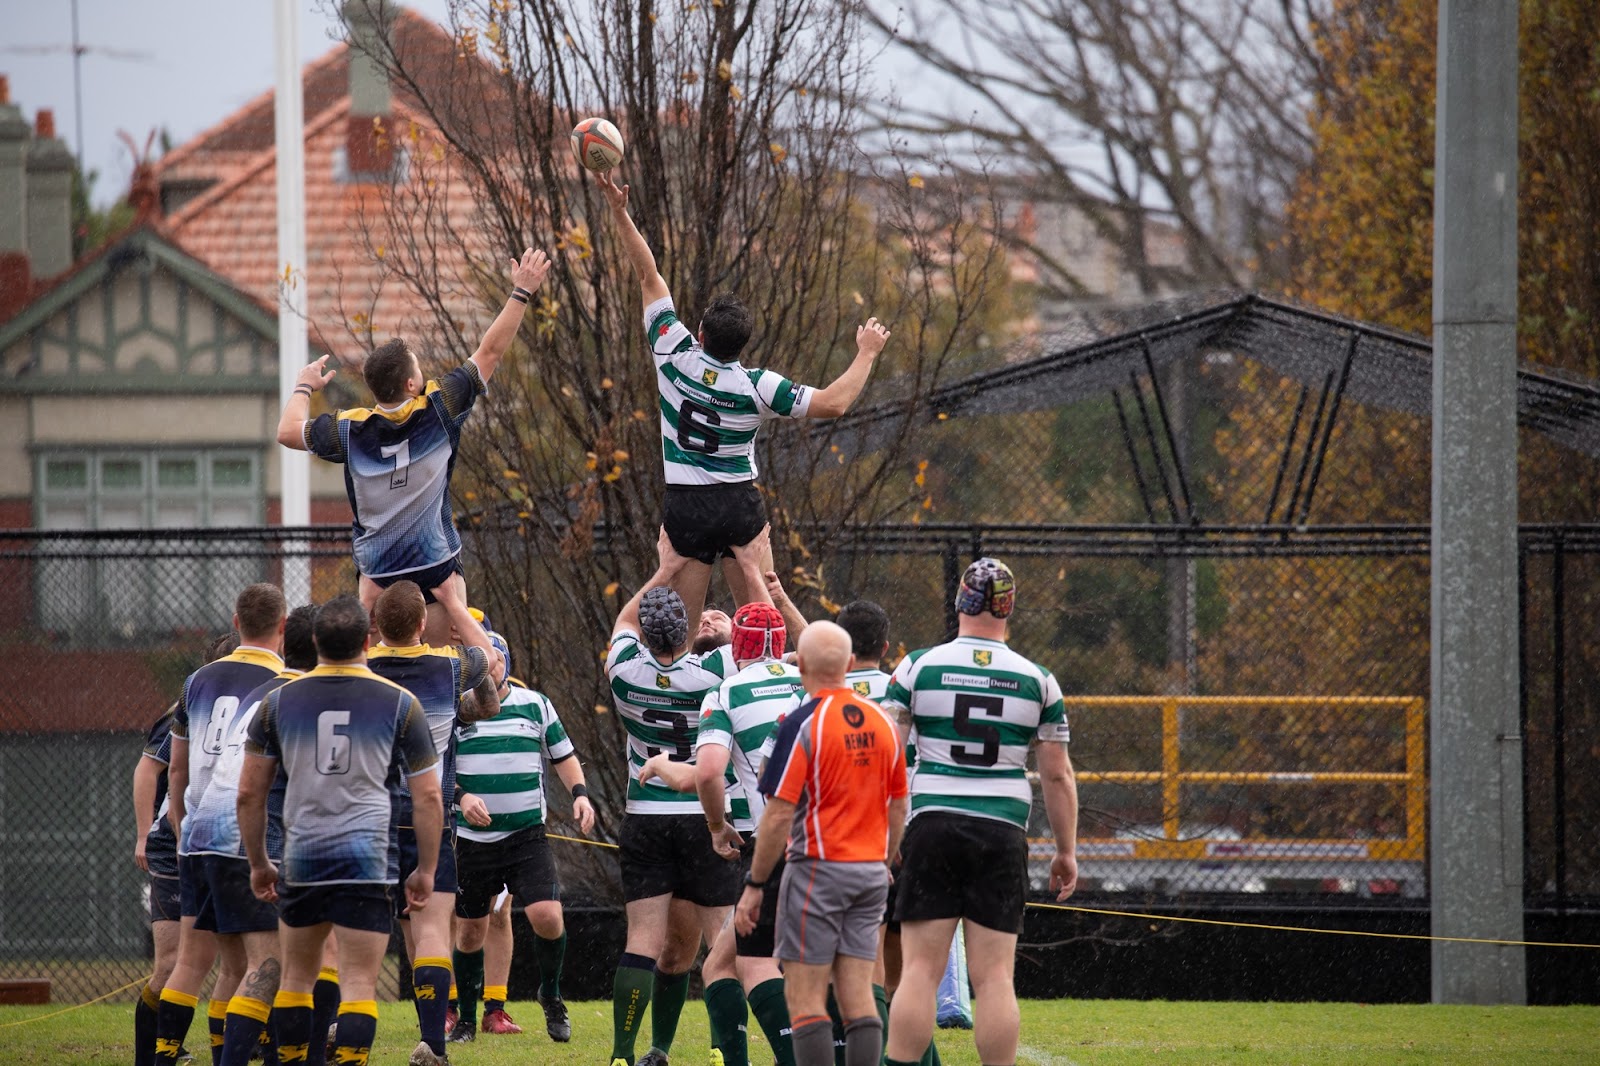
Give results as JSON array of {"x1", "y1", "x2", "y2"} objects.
[
  {"x1": 639, "y1": 586, "x2": 689, "y2": 654},
  {"x1": 955, "y1": 557, "x2": 1016, "y2": 619}
]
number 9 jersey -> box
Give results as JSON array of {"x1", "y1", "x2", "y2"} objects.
[
  {"x1": 880, "y1": 636, "x2": 1071, "y2": 831},
  {"x1": 605, "y1": 627, "x2": 730, "y2": 814},
  {"x1": 646, "y1": 296, "x2": 811, "y2": 485}
]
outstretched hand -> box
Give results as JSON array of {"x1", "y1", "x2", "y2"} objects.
[
  {"x1": 296, "y1": 354, "x2": 337, "y2": 393},
  {"x1": 594, "y1": 170, "x2": 629, "y2": 214},
  {"x1": 856, "y1": 317, "x2": 891, "y2": 358},
  {"x1": 510, "y1": 247, "x2": 551, "y2": 293}
]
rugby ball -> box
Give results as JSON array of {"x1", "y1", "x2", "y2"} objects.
[{"x1": 571, "y1": 117, "x2": 624, "y2": 173}]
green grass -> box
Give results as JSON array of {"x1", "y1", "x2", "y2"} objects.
[{"x1": 1, "y1": 998, "x2": 1596, "y2": 1065}]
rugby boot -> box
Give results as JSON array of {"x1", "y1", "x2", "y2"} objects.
[
  {"x1": 481, "y1": 1008, "x2": 523, "y2": 1035},
  {"x1": 539, "y1": 993, "x2": 572, "y2": 1043}
]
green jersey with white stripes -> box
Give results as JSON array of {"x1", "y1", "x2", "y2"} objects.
[
  {"x1": 881, "y1": 636, "x2": 1070, "y2": 830},
  {"x1": 453, "y1": 684, "x2": 575, "y2": 842},
  {"x1": 696, "y1": 659, "x2": 806, "y2": 833},
  {"x1": 606, "y1": 628, "x2": 732, "y2": 814},
  {"x1": 646, "y1": 296, "x2": 813, "y2": 485}
]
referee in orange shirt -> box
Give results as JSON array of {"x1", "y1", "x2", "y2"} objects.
[{"x1": 734, "y1": 621, "x2": 909, "y2": 1066}]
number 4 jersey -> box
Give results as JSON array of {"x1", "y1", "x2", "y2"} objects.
[
  {"x1": 881, "y1": 636, "x2": 1071, "y2": 830},
  {"x1": 605, "y1": 627, "x2": 730, "y2": 814},
  {"x1": 646, "y1": 296, "x2": 811, "y2": 485}
]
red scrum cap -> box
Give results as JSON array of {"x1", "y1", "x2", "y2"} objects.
[{"x1": 731, "y1": 601, "x2": 786, "y2": 662}]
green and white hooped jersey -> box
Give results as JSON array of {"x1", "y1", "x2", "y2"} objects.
[
  {"x1": 453, "y1": 684, "x2": 575, "y2": 843},
  {"x1": 697, "y1": 659, "x2": 805, "y2": 833},
  {"x1": 881, "y1": 637, "x2": 1070, "y2": 830},
  {"x1": 607, "y1": 628, "x2": 732, "y2": 814},
  {"x1": 846, "y1": 667, "x2": 891, "y2": 702},
  {"x1": 646, "y1": 296, "x2": 812, "y2": 485}
]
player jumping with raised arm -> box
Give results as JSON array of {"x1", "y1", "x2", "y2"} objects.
[
  {"x1": 275, "y1": 249, "x2": 552, "y2": 644},
  {"x1": 594, "y1": 172, "x2": 889, "y2": 633}
]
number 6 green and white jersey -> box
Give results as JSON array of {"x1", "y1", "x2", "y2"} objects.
[
  {"x1": 454, "y1": 683, "x2": 574, "y2": 842},
  {"x1": 881, "y1": 636, "x2": 1070, "y2": 830},
  {"x1": 646, "y1": 297, "x2": 812, "y2": 485},
  {"x1": 696, "y1": 659, "x2": 806, "y2": 833},
  {"x1": 606, "y1": 627, "x2": 731, "y2": 815}
]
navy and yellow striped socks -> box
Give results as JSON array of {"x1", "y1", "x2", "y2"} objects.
[
  {"x1": 135, "y1": 982, "x2": 162, "y2": 1066},
  {"x1": 412, "y1": 956, "x2": 453, "y2": 1054},
  {"x1": 271, "y1": 990, "x2": 314, "y2": 1065},
  {"x1": 206, "y1": 998, "x2": 227, "y2": 1065},
  {"x1": 220, "y1": 994, "x2": 271, "y2": 1066},
  {"x1": 311, "y1": 968, "x2": 340, "y2": 1066},
  {"x1": 153, "y1": 987, "x2": 198, "y2": 1066},
  {"x1": 332, "y1": 1000, "x2": 378, "y2": 1066}
]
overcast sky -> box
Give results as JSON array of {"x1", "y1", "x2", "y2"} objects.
[{"x1": 2, "y1": 0, "x2": 455, "y2": 206}]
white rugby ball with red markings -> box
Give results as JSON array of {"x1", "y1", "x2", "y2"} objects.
[{"x1": 571, "y1": 117, "x2": 624, "y2": 173}]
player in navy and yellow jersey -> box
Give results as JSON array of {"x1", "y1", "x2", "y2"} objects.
[
  {"x1": 131, "y1": 632, "x2": 235, "y2": 1066},
  {"x1": 368, "y1": 579, "x2": 501, "y2": 1066},
  {"x1": 155, "y1": 586, "x2": 286, "y2": 1066},
  {"x1": 237, "y1": 594, "x2": 443, "y2": 1066},
  {"x1": 274, "y1": 248, "x2": 552, "y2": 644},
  {"x1": 596, "y1": 172, "x2": 891, "y2": 633},
  {"x1": 180, "y1": 606, "x2": 316, "y2": 1066}
]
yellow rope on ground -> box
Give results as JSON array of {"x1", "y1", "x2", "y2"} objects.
[
  {"x1": 0, "y1": 976, "x2": 145, "y2": 1029},
  {"x1": 1028, "y1": 901, "x2": 1600, "y2": 950}
]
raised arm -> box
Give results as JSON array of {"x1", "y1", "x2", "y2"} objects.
[
  {"x1": 763, "y1": 570, "x2": 808, "y2": 637},
  {"x1": 804, "y1": 318, "x2": 891, "y2": 420},
  {"x1": 275, "y1": 355, "x2": 338, "y2": 450},
  {"x1": 431, "y1": 577, "x2": 504, "y2": 684},
  {"x1": 469, "y1": 247, "x2": 552, "y2": 384},
  {"x1": 595, "y1": 173, "x2": 670, "y2": 306}
]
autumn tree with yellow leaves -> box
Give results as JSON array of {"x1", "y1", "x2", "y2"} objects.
[{"x1": 334, "y1": 0, "x2": 1014, "y2": 868}]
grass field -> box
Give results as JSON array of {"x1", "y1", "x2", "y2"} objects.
[{"x1": 2, "y1": 998, "x2": 1597, "y2": 1065}]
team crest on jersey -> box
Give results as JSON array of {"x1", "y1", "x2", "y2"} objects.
[
  {"x1": 656, "y1": 673, "x2": 672, "y2": 689},
  {"x1": 766, "y1": 663, "x2": 786, "y2": 676},
  {"x1": 973, "y1": 649, "x2": 993, "y2": 667},
  {"x1": 702, "y1": 369, "x2": 719, "y2": 387},
  {"x1": 853, "y1": 680, "x2": 871, "y2": 697}
]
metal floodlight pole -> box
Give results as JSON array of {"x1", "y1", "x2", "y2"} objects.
[
  {"x1": 274, "y1": 0, "x2": 311, "y2": 605},
  {"x1": 1430, "y1": 0, "x2": 1524, "y2": 1003}
]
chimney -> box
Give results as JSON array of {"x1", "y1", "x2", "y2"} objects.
[
  {"x1": 26, "y1": 108, "x2": 74, "y2": 280},
  {"x1": 343, "y1": 0, "x2": 394, "y2": 175},
  {"x1": 0, "y1": 76, "x2": 31, "y2": 320}
]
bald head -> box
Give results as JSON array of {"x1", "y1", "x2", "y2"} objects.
[{"x1": 796, "y1": 620, "x2": 854, "y2": 694}]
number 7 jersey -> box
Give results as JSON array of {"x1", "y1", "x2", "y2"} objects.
[
  {"x1": 605, "y1": 627, "x2": 730, "y2": 814},
  {"x1": 881, "y1": 636, "x2": 1071, "y2": 830},
  {"x1": 645, "y1": 296, "x2": 811, "y2": 485}
]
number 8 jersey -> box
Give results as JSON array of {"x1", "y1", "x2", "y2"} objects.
[
  {"x1": 171, "y1": 646, "x2": 284, "y2": 856},
  {"x1": 646, "y1": 297, "x2": 811, "y2": 485},
  {"x1": 881, "y1": 636, "x2": 1071, "y2": 831},
  {"x1": 605, "y1": 627, "x2": 730, "y2": 814}
]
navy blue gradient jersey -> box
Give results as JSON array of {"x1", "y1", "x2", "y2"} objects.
[
  {"x1": 245, "y1": 664, "x2": 437, "y2": 887},
  {"x1": 303, "y1": 362, "x2": 485, "y2": 579},
  {"x1": 141, "y1": 703, "x2": 180, "y2": 879},
  {"x1": 171, "y1": 646, "x2": 284, "y2": 855},
  {"x1": 368, "y1": 643, "x2": 490, "y2": 807},
  {"x1": 185, "y1": 670, "x2": 304, "y2": 862}
]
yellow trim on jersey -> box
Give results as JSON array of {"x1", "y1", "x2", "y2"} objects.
[
  {"x1": 293, "y1": 664, "x2": 428, "y2": 696},
  {"x1": 221, "y1": 647, "x2": 285, "y2": 671},
  {"x1": 338, "y1": 380, "x2": 442, "y2": 424},
  {"x1": 369, "y1": 643, "x2": 463, "y2": 661}
]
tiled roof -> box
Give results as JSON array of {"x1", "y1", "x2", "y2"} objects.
[{"x1": 152, "y1": 10, "x2": 494, "y2": 366}]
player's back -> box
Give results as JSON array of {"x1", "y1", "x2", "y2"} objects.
[
  {"x1": 606, "y1": 629, "x2": 727, "y2": 814},
  {"x1": 305, "y1": 364, "x2": 482, "y2": 578},
  {"x1": 247, "y1": 666, "x2": 437, "y2": 886},
  {"x1": 884, "y1": 636, "x2": 1069, "y2": 829},
  {"x1": 185, "y1": 671, "x2": 299, "y2": 860},
  {"x1": 369, "y1": 642, "x2": 488, "y2": 800},
  {"x1": 175, "y1": 647, "x2": 283, "y2": 854},
  {"x1": 700, "y1": 659, "x2": 804, "y2": 829},
  {"x1": 846, "y1": 666, "x2": 892, "y2": 703},
  {"x1": 645, "y1": 297, "x2": 811, "y2": 485}
]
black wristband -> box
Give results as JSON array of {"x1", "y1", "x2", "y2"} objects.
[
  {"x1": 570, "y1": 783, "x2": 588, "y2": 800},
  {"x1": 744, "y1": 870, "x2": 766, "y2": 889},
  {"x1": 293, "y1": 385, "x2": 312, "y2": 397},
  {"x1": 510, "y1": 287, "x2": 531, "y2": 305}
]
